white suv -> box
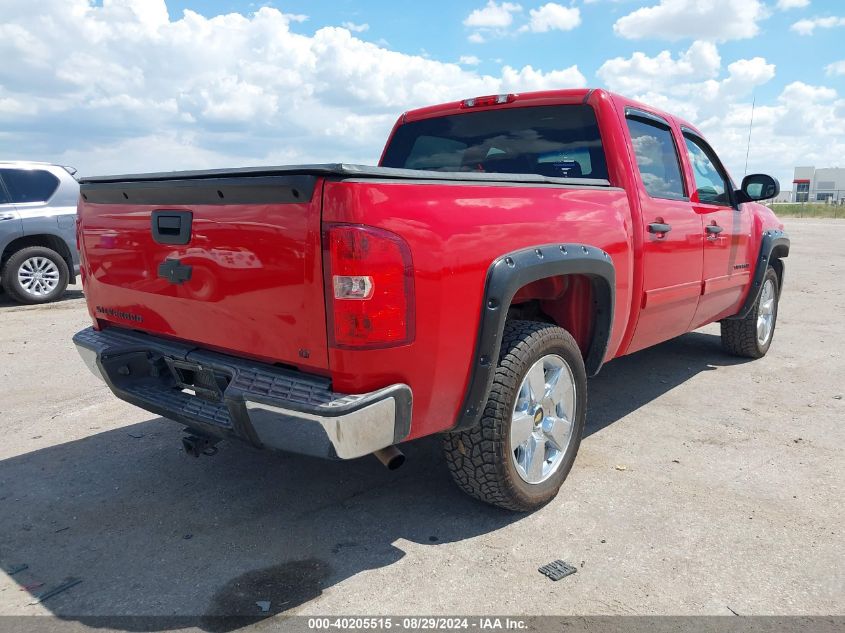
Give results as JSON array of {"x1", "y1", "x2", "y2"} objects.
[{"x1": 0, "y1": 161, "x2": 80, "y2": 304}]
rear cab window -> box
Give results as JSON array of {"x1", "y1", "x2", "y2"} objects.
[
  {"x1": 625, "y1": 113, "x2": 687, "y2": 201},
  {"x1": 381, "y1": 104, "x2": 609, "y2": 180},
  {"x1": 0, "y1": 168, "x2": 60, "y2": 204}
]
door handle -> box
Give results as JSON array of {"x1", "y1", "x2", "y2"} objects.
[
  {"x1": 706, "y1": 224, "x2": 724, "y2": 236},
  {"x1": 648, "y1": 222, "x2": 672, "y2": 235}
]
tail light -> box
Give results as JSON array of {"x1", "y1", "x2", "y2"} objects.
[{"x1": 324, "y1": 224, "x2": 415, "y2": 349}]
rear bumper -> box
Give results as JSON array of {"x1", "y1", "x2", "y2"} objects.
[{"x1": 73, "y1": 327, "x2": 412, "y2": 459}]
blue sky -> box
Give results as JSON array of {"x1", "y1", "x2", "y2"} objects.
[
  {"x1": 163, "y1": 0, "x2": 844, "y2": 102},
  {"x1": 2, "y1": 0, "x2": 845, "y2": 186}
]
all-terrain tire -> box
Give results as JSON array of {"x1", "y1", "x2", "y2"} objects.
[
  {"x1": 720, "y1": 266, "x2": 779, "y2": 359},
  {"x1": 443, "y1": 320, "x2": 587, "y2": 512},
  {"x1": 1, "y1": 246, "x2": 69, "y2": 305}
]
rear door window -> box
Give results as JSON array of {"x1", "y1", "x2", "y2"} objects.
[
  {"x1": 0, "y1": 168, "x2": 60, "y2": 204},
  {"x1": 382, "y1": 104, "x2": 609, "y2": 180},
  {"x1": 625, "y1": 116, "x2": 686, "y2": 201}
]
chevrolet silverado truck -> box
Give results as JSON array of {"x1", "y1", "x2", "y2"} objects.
[{"x1": 73, "y1": 89, "x2": 789, "y2": 511}]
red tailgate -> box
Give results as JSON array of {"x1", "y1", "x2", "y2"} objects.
[{"x1": 77, "y1": 174, "x2": 329, "y2": 372}]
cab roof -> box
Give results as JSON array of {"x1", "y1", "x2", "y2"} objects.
[{"x1": 400, "y1": 88, "x2": 703, "y2": 138}]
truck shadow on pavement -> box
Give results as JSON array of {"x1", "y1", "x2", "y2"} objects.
[{"x1": 0, "y1": 330, "x2": 749, "y2": 631}]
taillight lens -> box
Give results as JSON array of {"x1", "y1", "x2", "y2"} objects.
[{"x1": 324, "y1": 224, "x2": 415, "y2": 349}]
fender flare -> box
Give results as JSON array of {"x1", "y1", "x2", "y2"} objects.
[
  {"x1": 727, "y1": 229, "x2": 790, "y2": 320},
  {"x1": 451, "y1": 243, "x2": 615, "y2": 432}
]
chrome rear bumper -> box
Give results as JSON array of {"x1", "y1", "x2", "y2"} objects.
[{"x1": 73, "y1": 327, "x2": 412, "y2": 459}]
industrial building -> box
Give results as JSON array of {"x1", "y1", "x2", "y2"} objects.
[{"x1": 792, "y1": 166, "x2": 845, "y2": 203}]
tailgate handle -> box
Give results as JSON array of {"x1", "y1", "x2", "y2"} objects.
[{"x1": 152, "y1": 210, "x2": 192, "y2": 245}]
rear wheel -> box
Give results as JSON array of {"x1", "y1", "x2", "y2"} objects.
[
  {"x1": 1, "y1": 246, "x2": 69, "y2": 305},
  {"x1": 721, "y1": 266, "x2": 779, "y2": 358},
  {"x1": 443, "y1": 320, "x2": 587, "y2": 512}
]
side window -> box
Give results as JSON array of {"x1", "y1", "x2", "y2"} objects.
[
  {"x1": 683, "y1": 135, "x2": 732, "y2": 206},
  {"x1": 0, "y1": 179, "x2": 9, "y2": 204},
  {"x1": 0, "y1": 168, "x2": 60, "y2": 204},
  {"x1": 625, "y1": 116, "x2": 686, "y2": 200}
]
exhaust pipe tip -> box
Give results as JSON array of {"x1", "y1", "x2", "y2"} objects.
[
  {"x1": 182, "y1": 436, "x2": 201, "y2": 458},
  {"x1": 182, "y1": 433, "x2": 220, "y2": 458},
  {"x1": 373, "y1": 445, "x2": 405, "y2": 470}
]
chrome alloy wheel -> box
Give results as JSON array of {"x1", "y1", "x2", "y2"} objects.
[
  {"x1": 17, "y1": 256, "x2": 60, "y2": 297},
  {"x1": 757, "y1": 278, "x2": 776, "y2": 346},
  {"x1": 510, "y1": 354, "x2": 577, "y2": 484}
]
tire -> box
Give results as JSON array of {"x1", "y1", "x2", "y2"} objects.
[
  {"x1": 443, "y1": 320, "x2": 587, "y2": 512},
  {"x1": 1, "y1": 246, "x2": 69, "y2": 305},
  {"x1": 720, "y1": 266, "x2": 779, "y2": 359}
]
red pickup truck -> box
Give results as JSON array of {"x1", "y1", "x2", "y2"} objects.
[{"x1": 73, "y1": 88, "x2": 789, "y2": 511}]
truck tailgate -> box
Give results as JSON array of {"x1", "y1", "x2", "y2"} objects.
[{"x1": 77, "y1": 174, "x2": 329, "y2": 371}]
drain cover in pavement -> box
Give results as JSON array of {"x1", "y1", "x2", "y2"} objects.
[{"x1": 538, "y1": 560, "x2": 577, "y2": 581}]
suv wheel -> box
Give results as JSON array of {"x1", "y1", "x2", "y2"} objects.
[
  {"x1": 443, "y1": 320, "x2": 587, "y2": 512},
  {"x1": 1, "y1": 246, "x2": 69, "y2": 305}
]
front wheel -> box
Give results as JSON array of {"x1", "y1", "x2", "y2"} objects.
[
  {"x1": 721, "y1": 266, "x2": 779, "y2": 358},
  {"x1": 443, "y1": 320, "x2": 587, "y2": 512}
]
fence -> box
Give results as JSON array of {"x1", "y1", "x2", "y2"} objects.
[
  {"x1": 759, "y1": 189, "x2": 845, "y2": 218},
  {"x1": 768, "y1": 202, "x2": 845, "y2": 218}
]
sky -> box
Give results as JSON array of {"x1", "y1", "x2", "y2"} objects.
[{"x1": 1, "y1": 0, "x2": 844, "y2": 189}]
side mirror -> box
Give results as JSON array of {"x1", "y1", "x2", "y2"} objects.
[{"x1": 738, "y1": 174, "x2": 780, "y2": 203}]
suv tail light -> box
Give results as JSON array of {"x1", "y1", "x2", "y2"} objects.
[{"x1": 324, "y1": 224, "x2": 415, "y2": 349}]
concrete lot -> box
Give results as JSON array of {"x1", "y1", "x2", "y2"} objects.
[{"x1": 0, "y1": 218, "x2": 842, "y2": 626}]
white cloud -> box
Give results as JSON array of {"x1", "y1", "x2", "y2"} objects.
[
  {"x1": 598, "y1": 42, "x2": 775, "y2": 116},
  {"x1": 500, "y1": 64, "x2": 586, "y2": 91},
  {"x1": 0, "y1": 97, "x2": 29, "y2": 115},
  {"x1": 826, "y1": 60, "x2": 845, "y2": 76},
  {"x1": 3, "y1": 0, "x2": 843, "y2": 195},
  {"x1": 597, "y1": 41, "x2": 721, "y2": 95},
  {"x1": 639, "y1": 80, "x2": 845, "y2": 189},
  {"x1": 614, "y1": 0, "x2": 768, "y2": 42},
  {"x1": 459, "y1": 55, "x2": 482, "y2": 66},
  {"x1": 465, "y1": 1, "x2": 581, "y2": 41},
  {"x1": 341, "y1": 22, "x2": 369, "y2": 33},
  {"x1": 464, "y1": 1, "x2": 522, "y2": 28},
  {"x1": 776, "y1": 0, "x2": 809, "y2": 9},
  {"x1": 791, "y1": 16, "x2": 845, "y2": 35},
  {"x1": 0, "y1": 0, "x2": 586, "y2": 175},
  {"x1": 521, "y1": 3, "x2": 581, "y2": 33},
  {"x1": 597, "y1": 40, "x2": 845, "y2": 190},
  {"x1": 464, "y1": 1, "x2": 523, "y2": 42}
]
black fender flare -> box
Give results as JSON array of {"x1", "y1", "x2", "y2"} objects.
[
  {"x1": 451, "y1": 243, "x2": 615, "y2": 432},
  {"x1": 727, "y1": 229, "x2": 790, "y2": 320}
]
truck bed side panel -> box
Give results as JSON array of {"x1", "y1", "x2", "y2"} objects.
[{"x1": 322, "y1": 179, "x2": 633, "y2": 439}]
